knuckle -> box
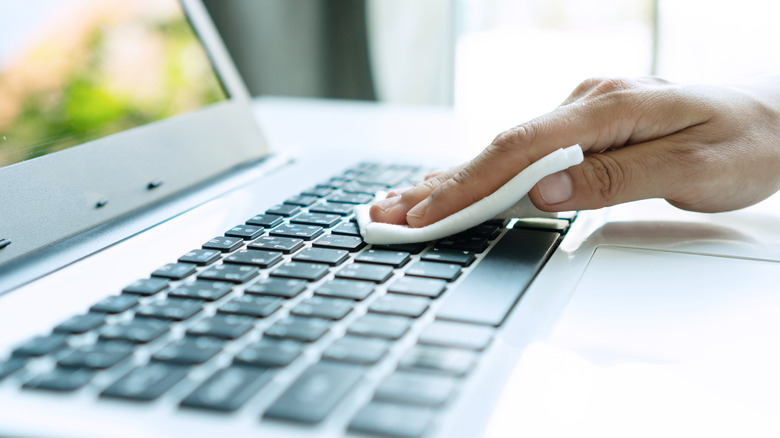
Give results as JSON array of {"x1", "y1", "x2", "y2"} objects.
[
  {"x1": 491, "y1": 121, "x2": 538, "y2": 151},
  {"x1": 591, "y1": 77, "x2": 636, "y2": 95},
  {"x1": 580, "y1": 154, "x2": 629, "y2": 206}
]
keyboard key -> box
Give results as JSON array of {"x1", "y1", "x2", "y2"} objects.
[
  {"x1": 463, "y1": 223, "x2": 502, "y2": 240},
  {"x1": 342, "y1": 181, "x2": 386, "y2": 194},
  {"x1": 233, "y1": 338, "x2": 303, "y2": 367},
  {"x1": 316, "y1": 279, "x2": 375, "y2": 301},
  {"x1": 202, "y1": 236, "x2": 244, "y2": 253},
  {"x1": 322, "y1": 336, "x2": 389, "y2": 364},
  {"x1": 224, "y1": 249, "x2": 283, "y2": 268},
  {"x1": 348, "y1": 402, "x2": 434, "y2": 438},
  {"x1": 198, "y1": 264, "x2": 259, "y2": 284},
  {"x1": 337, "y1": 263, "x2": 394, "y2": 283},
  {"x1": 152, "y1": 337, "x2": 223, "y2": 365},
  {"x1": 347, "y1": 313, "x2": 411, "y2": 340},
  {"x1": 511, "y1": 217, "x2": 571, "y2": 233},
  {"x1": 313, "y1": 234, "x2": 365, "y2": 252},
  {"x1": 246, "y1": 213, "x2": 284, "y2": 228},
  {"x1": 357, "y1": 168, "x2": 411, "y2": 187},
  {"x1": 372, "y1": 242, "x2": 428, "y2": 255},
  {"x1": 90, "y1": 294, "x2": 139, "y2": 314},
  {"x1": 284, "y1": 194, "x2": 318, "y2": 207},
  {"x1": 0, "y1": 358, "x2": 25, "y2": 380},
  {"x1": 168, "y1": 281, "x2": 233, "y2": 301},
  {"x1": 23, "y1": 368, "x2": 93, "y2": 392},
  {"x1": 265, "y1": 317, "x2": 330, "y2": 342},
  {"x1": 324, "y1": 176, "x2": 349, "y2": 188},
  {"x1": 53, "y1": 313, "x2": 104, "y2": 334},
  {"x1": 13, "y1": 334, "x2": 68, "y2": 357},
  {"x1": 225, "y1": 224, "x2": 264, "y2": 240},
  {"x1": 264, "y1": 361, "x2": 365, "y2": 424},
  {"x1": 421, "y1": 248, "x2": 476, "y2": 266},
  {"x1": 301, "y1": 185, "x2": 334, "y2": 197},
  {"x1": 265, "y1": 204, "x2": 301, "y2": 217},
  {"x1": 435, "y1": 235, "x2": 489, "y2": 253},
  {"x1": 136, "y1": 298, "x2": 202, "y2": 321},
  {"x1": 291, "y1": 213, "x2": 341, "y2": 228},
  {"x1": 405, "y1": 261, "x2": 461, "y2": 282},
  {"x1": 100, "y1": 319, "x2": 169, "y2": 344},
  {"x1": 355, "y1": 249, "x2": 411, "y2": 267},
  {"x1": 375, "y1": 371, "x2": 456, "y2": 406},
  {"x1": 398, "y1": 345, "x2": 476, "y2": 376},
  {"x1": 331, "y1": 222, "x2": 360, "y2": 236},
  {"x1": 270, "y1": 223, "x2": 324, "y2": 241},
  {"x1": 101, "y1": 363, "x2": 188, "y2": 401},
  {"x1": 58, "y1": 341, "x2": 133, "y2": 369},
  {"x1": 291, "y1": 296, "x2": 353, "y2": 320},
  {"x1": 151, "y1": 263, "x2": 197, "y2": 280},
  {"x1": 187, "y1": 314, "x2": 255, "y2": 339},
  {"x1": 219, "y1": 295, "x2": 282, "y2": 318},
  {"x1": 245, "y1": 278, "x2": 307, "y2": 299},
  {"x1": 271, "y1": 262, "x2": 329, "y2": 282},
  {"x1": 309, "y1": 202, "x2": 354, "y2": 216},
  {"x1": 249, "y1": 236, "x2": 304, "y2": 254},
  {"x1": 388, "y1": 277, "x2": 447, "y2": 299},
  {"x1": 180, "y1": 366, "x2": 273, "y2": 412},
  {"x1": 178, "y1": 249, "x2": 221, "y2": 266},
  {"x1": 418, "y1": 321, "x2": 494, "y2": 351},
  {"x1": 292, "y1": 247, "x2": 349, "y2": 266},
  {"x1": 122, "y1": 277, "x2": 169, "y2": 296},
  {"x1": 369, "y1": 294, "x2": 429, "y2": 318},
  {"x1": 328, "y1": 193, "x2": 373, "y2": 205}
]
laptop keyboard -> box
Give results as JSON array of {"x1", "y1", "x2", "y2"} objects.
[{"x1": 0, "y1": 162, "x2": 573, "y2": 437}]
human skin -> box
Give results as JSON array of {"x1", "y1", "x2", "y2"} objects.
[{"x1": 369, "y1": 76, "x2": 780, "y2": 226}]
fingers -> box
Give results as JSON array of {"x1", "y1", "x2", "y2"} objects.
[{"x1": 369, "y1": 167, "x2": 460, "y2": 224}]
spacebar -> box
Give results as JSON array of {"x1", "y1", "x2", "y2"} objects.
[{"x1": 436, "y1": 227, "x2": 560, "y2": 327}]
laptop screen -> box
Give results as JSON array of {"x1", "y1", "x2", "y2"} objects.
[{"x1": 0, "y1": 0, "x2": 227, "y2": 168}]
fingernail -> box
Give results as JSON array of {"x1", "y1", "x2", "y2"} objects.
[
  {"x1": 407, "y1": 198, "x2": 430, "y2": 218},
  {"x1": 374, "y1": 196, "x2": 400, "y2": 213},
  {"x1": 538, "y1": 171, "x2": 573, "y2": 204}
]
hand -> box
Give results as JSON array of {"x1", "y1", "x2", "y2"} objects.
[{"x1": 369, "y1": 76, "x2": 780, "y2": 227}]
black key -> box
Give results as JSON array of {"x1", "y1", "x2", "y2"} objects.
[
  {"x1": 249, "y1": 236, "x2": 304, "y2": 253},
  {"x1": 58, "y1": 341, "x2": 133, "y2": 369},
  {"x1": 316, "y1": 279, "x2": 374, "y2": 301},
  {"x1": 355, "y1": 249, "x2": 410, "y2": 268},
  {"x1": 372, "y1": 242, "x2": 428, "y2": 255},
  {"x1": 0, "y1": 358, "x2": 25, "y2": 380},
  {"x1": 421, "y1": 248, "x2": 476, "y2": 266},
  {"x1": 324, "y1": 176, "x2": 349, "y2": 188},
  {"x1": 152, "y1": 263, "x2": 197, "y2": 280},
  {"x1": 233, "y1": 338, "x2": 303, "y2": 367},
  {"x1": 264, "y1": 317, "x2": 330, "y2": 342},
  {"x1": 178, "y1": 249, "x2": 221, "y2": 266},
  {"x1": 406, "y1": 261, "x2": 461, "y2": 282},
  {"x1": 152, "y1": 337, "x2": 223, "y2": 365},
  {"x1": 122, "y1": 278, "x2": 169, "y2": 296},
  {"x1": 336, "y1": 263, "x2": 393, "y2": 283},
  {"x1": 292, "y1": 247, "x2": 349, "y2": 266},
  {"x1": 369, "y1": 294, "x2": 429, "y2": 318},
  {"x1": 290, "y1": 213, "x2": 341, "y2": 228},
  {"x1": 435, "y1": 235, "x2": 489, "y2": 253},
  {"x1": 180, "y1": 366, "x2": 273, "y2": 412},
  {"x1": 309, "y1": 202, "x2": 354, "y2": 216},
  {"x1": 246, "y1": 213, "x2": 284, "y2": 228},
  {"x1": 342, "y1": 181, "x2": 386, "y2": 194},
  {"x1": 388, "y1": 277, "x2": 447, "y2": 299},
  {"x1": 313, "y1": 234, "x2": 365, "y2": 252},
  {"x1": 265, "y1": 204, "x2": 301, "y2": 217},
  {"x1": 511, "y1": 217, "x2": 570, "y2": 233},
  {"x1": 328, "y1": 193, "x2": 373, "y2": 204},
  {"x1": 357, "y1": 169, "x2": 411, "y2": 187},
  {"x1": 202, "y1": 236, "x2": 244, "y2": 253},
  {"x1": 219, "y1": 295, "x2": 282, "y2": 318},
  {"x1": 347, "y1": 314, "x2": 411, "y2": 340},
  {"x1": 418, "y1": 320, "x2": 494, "y2": 351},
  {"x1": 463, "y1": 223, "x2": 502, "y2": 240},
  {"x1": 375, "y1": 371, "x2": 456, "y2": 406},
  {"x1": 264, "y1": 361, "x2": 365, "y2": 424},
  {"x1": 136, "y1": 298, "x2": 202, "y2": 321},
  {"x1": 187, "y1": 314, "x2": 255, "y2": 339},
  {"x1": 168, "y1": 281, "x2": 233, "y2": 301},
  {"x1": 54, "y1": 313, "x2": 104, "y2": 334},
  {"x1": 100, "y1": 319, "x2": 169, "y2": 344},
  {"x1": 398, "y1": 345, "x2": 476, "y2": 376},
  {"x1": 301, "y1": 185, "x2": 334, "y2": 197},
  {"x1": 284, "y1": 194, "x2": 318, "y2": 207},
  {"x1": 23, "y1": 368, "x2": 92, "y2": 392},
  {"x1": 291, "y1": 296, "x2": 353, "y2": 320},
  {"x1": 331, "y1": 222, "x2": 360, "y2": 236},
  {"x1": 349, "y1": 402, "x2": 434, "y2": 438},
  {"x1": 224, "y1": 249, "x2": 283, "y2": 268},
  {"x1": 225, "y1": 224, "x2": 264, "y2": 240},
  {"x1": 198, "y1": 264, "x2": 259, "y2": 284},
  {"x1": 437, "y1": 228, "x2": 559, "y2": 326},
  {"x1": 245, "y1": 278, "x2": 307, "y2": 299},
  {"x1": 90, "y1": 294, "x2": 139, "y2": 314},
  {"x1": 101, "y1": 363, "x2": 187, "y2": 401},
  {"x1": 13, "y1": 334, "x2": 68, "y2": 357},
  {"x1": 270, "y1": 224, "x2": 324, "y2": 241},
  {"x1": 271, "y1": 262, "x2": 329, "y2": 282},
  {"x1": 322, "y1": 336, "x2": 389, "y2": 364}
]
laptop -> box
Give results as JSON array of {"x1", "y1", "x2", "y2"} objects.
[{"x1": 3, "y1": 1, "x2": 780, "y2": 437}]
